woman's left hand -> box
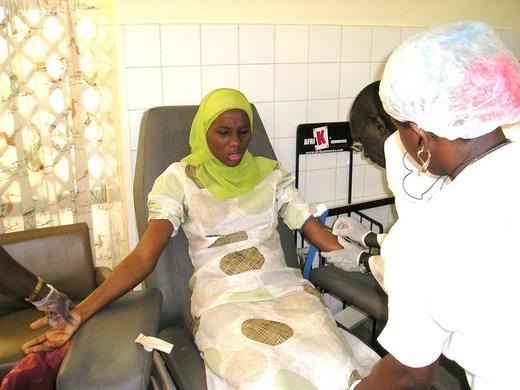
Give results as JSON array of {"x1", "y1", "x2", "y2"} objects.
[{"x1": 21, "y1": 310, "x2": 81, "y2": 355}]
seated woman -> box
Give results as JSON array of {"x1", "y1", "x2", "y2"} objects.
[{"x1": 23, "y1": 88, "x2": 376, "y2": 389}]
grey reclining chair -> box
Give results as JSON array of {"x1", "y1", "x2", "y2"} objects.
[
  {"x1": 134, "y1": 105, "x2": 300, "y2": 390},
  {"x1": 0, "y1": 223, "x2": 162, "y2": 389}
]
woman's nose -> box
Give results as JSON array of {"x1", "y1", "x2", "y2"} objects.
[{"x1": 230, "y1": 133, "x2": 240, "y2": 145}]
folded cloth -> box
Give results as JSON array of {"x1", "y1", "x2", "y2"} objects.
[{"x1": 1, "y1": 342, "x2": 71, "y2": 390}]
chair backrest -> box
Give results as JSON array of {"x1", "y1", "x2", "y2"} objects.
[
  {"x1": 0, "y1": 223, "x2": 96, "y2": 316},
  {"x1": 134, "y1": 105, "x2": 298, "y2": 331}
]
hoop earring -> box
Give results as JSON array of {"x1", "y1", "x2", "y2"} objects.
[{"x1": 417, "y1": 147, "x2": 431, "y2": 173}]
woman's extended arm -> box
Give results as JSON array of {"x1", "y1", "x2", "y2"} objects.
[
  {"x1": 301, "y1": 217, "x2": 343, "y2": 252},
  {"x1": 22, "y1": 219, "x2": 174, "y2": 354}
]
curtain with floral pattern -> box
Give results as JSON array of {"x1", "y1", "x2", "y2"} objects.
[{"x1": 0, "y1": 0, "x2": 128, "y2": 268}]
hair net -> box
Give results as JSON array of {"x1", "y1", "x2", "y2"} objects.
[{"x1": 380, "y1": 21, "x2": 520, "y2": 140}]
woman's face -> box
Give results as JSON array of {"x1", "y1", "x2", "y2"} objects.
[{"x1": 206, "y1": 109, "x2": 252, "y2": 167}]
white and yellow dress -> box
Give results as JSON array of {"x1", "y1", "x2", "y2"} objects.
[{"x1": 148, "y1": 161, "x2": 365, "y2": 390}]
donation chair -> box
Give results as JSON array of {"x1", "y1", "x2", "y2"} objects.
[
  {"x1": 134, "y1": 105, "x2": 300, "y2": 390},
  {"x1": 0, "y1": 223, "x2": 162, "y2": 389},
  {"x1": 295, "y1": 121, "x2": 392, "y2": 349},
  {"x1": 309, "y1": 200, "x2": 392, "y2": 352}
]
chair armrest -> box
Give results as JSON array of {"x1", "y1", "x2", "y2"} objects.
[
  {"x1": 94, "y1": 266, "x2": 113, "y2": 286},
  {"x1": 57, "y1": 288, "x2": 162, "y2": 390},
  {"x1": 158, "y1": 327, "x2": 208, "y2": 390}
]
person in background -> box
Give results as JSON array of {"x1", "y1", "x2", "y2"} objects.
[
  {"x1": 22, "y1": 88, "x2": 379, "y2": 389},
  {"x1": 352, "y1": 20, "x2": 520, "y2": 389},
  {"x1": 0, "y1": 245, "x2": 76, "y2": 327},
  {"x1": 321, "y1": 80, "x2": 446, "y2": 289}
]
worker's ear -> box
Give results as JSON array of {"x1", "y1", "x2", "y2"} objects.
[
  {"x1": 370, "y1": 115, "x2": 389, "y2": 136},
  {"x1": 409, "y1": 122, "x2": 432, "y2": 148}
]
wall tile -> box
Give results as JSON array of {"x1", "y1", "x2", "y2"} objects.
[
  {"x1": 370, "y1": 62, "x2": 386, "y2": 82},
  {"x1": 275, "y1": 25, "x2": 309, "y2": 63},
  {"x1": 126, "y1": 67, "x2": 163, "y2": 109},
  {"x1": 239, "y1": 64, "x2": 274, "y2": 102},
  {"x1": 306, "y1": 152, "x2": 338, "y2": 170},
  {"x1": 363, "y1": 164, "x2": 388, "y2": 196},
  {"x1": 128, "y1": 109, "x2": 145, "y2": 151},
  {"x1": 162, "y1": 66, "x2": 202, "y2": 105},
  {"x1": 252, "y1": 102, "x2": 275, "y2": 139},
  {"x1": 335, "y1": 165, "x2": 349, "y2": 200},
  {"x1": 274, "y1": 100, "x2": 307, "y2": 139},
  {"x1": 307, "y1": 99, "x2": 339, "y2": 123},
  {"x1": 351, "y1": 165, "x2": 366, "y2": 199},
  {"x1": 340, "y1": 97, "x2": 353, "y2": 122},
  {"x1": 239, "y1": 25, "x2": 275, "y2": 64},
  {"x1": 273, "y1": 137, "x2": 296, "y2": 173},
  {"x1": 274, "y1": 63, "x2": 308, "y2": 101},
  {"x1": 309, "y1": 25, "x2": 341, "y2": 63},
  {"x1": 124, "y1": 25, "x2": 161, "y2": 67},
  {"x1": 371, "y1": 26, "x2": 401, "y2": 62},
  {"x1": 308, "y1": 63, "x2": 340, "y2": 100},
  {"x1": 340, "y1": 62, "x2": 371, "y2": 98},
  {"x1": 201, "y1": 25, "x2": 239, "y2": 65},
  {"x1": 160, "y1": 25, "x2": 201, "y2": 66},
  {"x1": 341, "y1": 26, "x2": 372, "y2": 62},
  {"x1": 304, "y1": 168, "x2": 336, "y2": 204},
  {"x1": 201, "y1": 65, "x2": 239, "y2": 96}
]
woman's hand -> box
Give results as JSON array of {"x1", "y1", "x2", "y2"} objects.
[{"x1": 21, "y1": 309, "x2": 82, "y2": 355}]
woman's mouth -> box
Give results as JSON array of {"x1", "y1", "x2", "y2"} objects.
[{"x1": 228, "y1": 152, "x2": 242, "y2": 162}]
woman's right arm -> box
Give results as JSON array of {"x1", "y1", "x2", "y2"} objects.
[{"x1": 22, "y1": 219, "x2": 174, "y2": 354}]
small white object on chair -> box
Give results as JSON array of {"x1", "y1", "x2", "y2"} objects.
[{"x1": 135, "y1": 333, "x2": 174, "y2": 354}]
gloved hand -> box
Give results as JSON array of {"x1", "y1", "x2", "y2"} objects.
[
  {"x1": 32, "y1": 285, "x2": 78, "y2": 328},
  {"x1": 332, "y1": 216, "x2": 372, "y2": 248},
  {"x1": 321, "y1": 241, "x2": 366, "y2": 272}
]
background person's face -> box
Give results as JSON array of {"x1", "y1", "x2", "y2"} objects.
[
  {"x1": 350, "y1": 116, "x2": 389, "y2": 168},
  {"x1": 206, "y1": 109, "x2": 252, "y2": 167}
]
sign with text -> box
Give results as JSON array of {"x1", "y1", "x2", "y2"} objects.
[{"x1": 296, "y1": 121, "x2": 351, "y2": 155}]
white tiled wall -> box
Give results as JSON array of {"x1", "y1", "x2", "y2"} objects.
[{"x1": 123, "y1": 23, "x2": 520, "y2": 238}]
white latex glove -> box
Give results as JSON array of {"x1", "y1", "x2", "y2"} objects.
[
  {"x1": 32, "y1": 284, "x2": 78, "y2": 328},
  {"x1": 321, "y1": 241, "x2": 366, "y2": 272},
  {"x1": 332, "y1": 216, "x2": 371, "y2": 248}
]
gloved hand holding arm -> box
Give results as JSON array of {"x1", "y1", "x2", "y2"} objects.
[
  {"x1": 31, "y1": 284, "x2": 77, "y2": 328},
  {"x1": 332, "y1": 216, "x2": 386, "y2": 248},
  {"x1": 321, "y1": 240, "x2": 365, "y2": 272},
  {"x1": 321, "y1": 240, "x2": 387, "y2": 291}
]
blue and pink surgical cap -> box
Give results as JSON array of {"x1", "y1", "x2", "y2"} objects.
[{"x1": 380, "y1": 21, "x2": 520, "y2": 140}]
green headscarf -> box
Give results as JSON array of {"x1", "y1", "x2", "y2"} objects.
[{"x1": 181, "y1": 88, "x2": 278, "y2": 199}]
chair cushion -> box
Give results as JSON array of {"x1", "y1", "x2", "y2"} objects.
[
  {"x1": 158, "y1": 327, "x2": 207, "y2": 390},
  {"x1": 0, "y1": 223, "x2": 96, "y2": 311},
  {"x1": 0, "y1": 307, "x2": 48, "y2": 379},
  {"x1": 57, "y1": 289, "x2": 162, "y2": 390},
  {"x1": 309, "y1": 265, "x2": 388, "y2": 322}
]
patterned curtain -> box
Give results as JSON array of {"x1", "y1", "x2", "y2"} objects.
[{"x1": 0, "y1": 0, "x2": 129, "y2": 268}]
